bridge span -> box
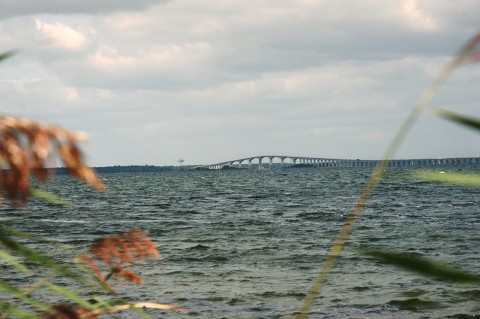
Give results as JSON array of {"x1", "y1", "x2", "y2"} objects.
[{"x1": 203, "y1": 155, "x2": 480, "y2": 170}]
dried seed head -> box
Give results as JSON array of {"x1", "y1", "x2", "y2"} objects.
[
  {"x1": 81, "y1": 229, "x2": 160, "y2": 287},
  {"x1": 0, "y1": 116, "x2": 104, "y2": 206}
]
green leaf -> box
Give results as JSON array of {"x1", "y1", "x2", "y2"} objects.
[
  {"x1": 0, "y1": 250, "x2": 33, "y2": 274},
  {"x1": 414, "y1": 170, "x2": 480, "y2": 187},
  {"x1": 30, "y1": 188, "x2": 69, "y2": 205},
  {"x1": 44, "y1": 282, "x2": 96, "y2": 310},
  {"x1": 0, "y1": 49, "x2": 20, "y2": 62},
  {"x1": 0, "y1": 227, "x2": 73, "y2": 250},
  {"x1": 0, "y1": 302, "x2": 41, "y2": 319},
  {"x1": 362, "y1": 249, "x2": 480, "y2": 283},
  {"x1": 0, "y1": 235, "x2": 79, "y2": 280},
  {"x1": 0, "y1": 280, "x2": 49, "y2": 311},
  {"x1": 430, "y1": 107, "x2": 480, "y2": 132}
]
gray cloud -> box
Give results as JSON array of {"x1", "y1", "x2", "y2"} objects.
[
  {"x1": 0, "y1": 0, "x2": 479, "y2": 165},
  {"x1": 0, "y1": 0, "x2": 170, "y2": 17}
]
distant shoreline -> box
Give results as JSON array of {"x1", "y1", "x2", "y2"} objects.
[
  {"x1": 54, "y1": 165, "x2": 179, "y2": 175},
  {"x1": 46, "y1": 159, "x2": 480, "y2": 175}
]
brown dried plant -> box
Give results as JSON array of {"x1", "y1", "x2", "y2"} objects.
[
  {"x1": 42, "y1": 302, "x2": 187, "y2": 319},
  {"x1": 42, "y1": 304, "x2": 96, "y2": 319},
  {"x1": 79, "y1": 229, "x2": 160, "y2": 288},
  {"x1": 0, "y1": 116, "x2": 104, "y2": 205}
]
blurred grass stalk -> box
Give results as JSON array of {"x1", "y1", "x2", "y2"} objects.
[
  {"x1": 414, "y1": 170, "x2": 480, "y2": 187},
  {"x1": 296, "y1": 32, "x2": 480, "y2": 319},
  {"x1": 361, "y1": 249, "x2": 480, "y2": 283}
]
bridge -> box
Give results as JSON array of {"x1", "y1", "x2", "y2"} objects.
[{"x1": 202, "y1": 155, "x2": 480, "y2": 170}]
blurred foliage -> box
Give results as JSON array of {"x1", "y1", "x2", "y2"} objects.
[
  {"x1": 0, "y1": 49, "x2": 183, "y2": 318},
  {"x1": 430, "y1": 107, "x2": 480, "y2": 132},
  {"x1": 414, "y1": 170, "x2": 480, "y2": 187},
  {"x1": 362, "y1": 249, "x2": 480, "y2": 283},
  {"x1": 297, "y1": 32, "x2": 480, "y2": 319}
]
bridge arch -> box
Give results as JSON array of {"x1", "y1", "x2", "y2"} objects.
[{"x1": 204, "y1": 156, "x2": 480, "y2": 170}]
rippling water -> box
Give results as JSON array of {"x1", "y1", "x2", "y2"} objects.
[{"x1": 2, "y1": 168, "x2": 480, "y2": 318}]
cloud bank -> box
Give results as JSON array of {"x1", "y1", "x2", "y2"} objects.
[{"x1": 0, "y1": 0, "x2": 478, "y2": 165}]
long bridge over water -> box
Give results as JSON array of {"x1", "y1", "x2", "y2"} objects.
[{"x1": 203, "y1": 155, "x2": 480, "y2": 170}]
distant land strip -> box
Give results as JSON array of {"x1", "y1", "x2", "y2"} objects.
[
  {"x1": 46, "y1": 156, "x2": 480, "y2": 174},
  {"x1": 55, "y1": 165, "x2": 177, "y2": 175}
]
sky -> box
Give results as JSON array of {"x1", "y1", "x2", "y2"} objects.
[{"x1": 0, "y1": 0, "x2": 479, "y2": 166}]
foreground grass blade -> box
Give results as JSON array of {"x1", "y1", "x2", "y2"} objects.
[
  {"x1": 362, "y1": 249, "x2": 480, "y2": 283},
  {"x1": 0, "y1": 49, "x2": 20, "y2": 62},
  {"x1": 0, "y1": 250, "x2": 34, "y2": 274},
  {"x1": 0, "y1": 302, "x2": 40, "y2": 319},
  {"x1": 0, "y1": 235, "x2": 79, "y2": 280},
  {"x1": 414, "y1": 171, "x2": 480, "y2": 187},
  {"x1": 0, "y1": 228, "x2": 73, "y2": 250},
  {"x1": 430, "y1": 108, "x2": 480, "y2": 132},
  {"x1": 30, "y1": 188, "x2": 69, "y2": 205},
  {"x1": 43, "y1": 282, "x2": 96, "y2": 310},
  {"x1": 296, "y1": 31, "x2": 480, "y2": 319},
  {"x1": 0, "y1": 280, "x2": 49, "y2": 311}
]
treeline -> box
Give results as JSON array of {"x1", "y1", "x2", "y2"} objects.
[{"x1": 56, "y1": 165, "x2": 178, "y2": 175}]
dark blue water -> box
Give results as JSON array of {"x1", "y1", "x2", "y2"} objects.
[{"x1": 1, "y1": 168, "x2": 479, "y2": 318}]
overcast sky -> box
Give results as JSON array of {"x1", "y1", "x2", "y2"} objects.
[{"x1": 0, "y1": 1, "x2": 479, "y2": 166}]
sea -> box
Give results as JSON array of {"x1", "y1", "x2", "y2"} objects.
[{"x1": 1, "y1": 167, "x2": 479, "y2": 318}]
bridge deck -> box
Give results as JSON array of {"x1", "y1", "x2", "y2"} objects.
[{"x1": 203, "y1": 155, "x2": 480, "y2": 170}]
